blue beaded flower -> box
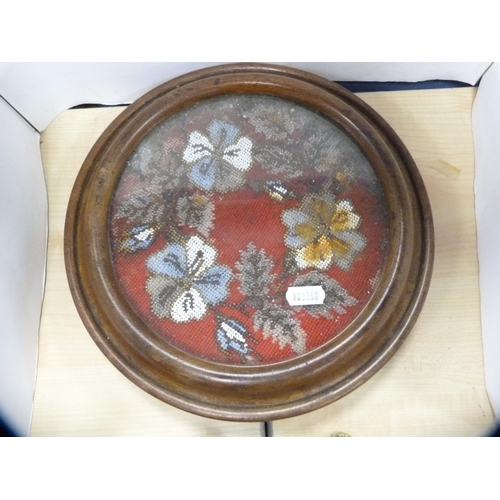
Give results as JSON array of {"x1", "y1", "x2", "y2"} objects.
[
  {"x1": 183, "y1": 120, "x2": 252, "y2": 192},
  {"x1": 146, "y1": 235, "x2": 232, "y2": 323}
]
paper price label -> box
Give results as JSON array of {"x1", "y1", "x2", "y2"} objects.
[{"x1": 286, "y1": 286, "x2": 325, "y2": 306}]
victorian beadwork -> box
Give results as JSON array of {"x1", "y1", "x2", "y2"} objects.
[{"x1": 110, "y1": 94, "x2": 389, "y2": 365}]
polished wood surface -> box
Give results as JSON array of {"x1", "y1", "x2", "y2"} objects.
[
  {"x1": 32, "y1": 86, "x2": 495, "y2": 436},
  {"x1": 63, "y1": 65, "x2": 434, "y2": 421}
]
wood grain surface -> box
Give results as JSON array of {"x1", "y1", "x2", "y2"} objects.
[{"x1": 31, "y1": 87, "x2": 495, "y2": 436}]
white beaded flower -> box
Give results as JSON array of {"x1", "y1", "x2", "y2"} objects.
[
  {"x1": 183, "y1": 120, "x2": 252, "y2": 192},
  {"x1": 146, "y1": 235, "x2": 232, "y2": 323}
]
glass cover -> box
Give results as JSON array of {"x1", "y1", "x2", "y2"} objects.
[{"x1": 109, "y1": 95, "x2": 389, "y2": 365}]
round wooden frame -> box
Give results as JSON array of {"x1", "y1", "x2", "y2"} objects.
[{"x1": 65, "y1": 63, "x2": 434, "y2": 421}]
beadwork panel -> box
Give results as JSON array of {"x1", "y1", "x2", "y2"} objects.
[{"x1": 110, "y1": 95, "x2": 389, "y2": 365}]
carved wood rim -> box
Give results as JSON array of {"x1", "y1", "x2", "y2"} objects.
[{"x1": 64, "y1": 63, "x2": 434, "y2": 421}]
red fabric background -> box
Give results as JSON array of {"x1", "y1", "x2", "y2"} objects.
[{"x1": 111, "y1": 178, "x2": 388, "y2": 365}]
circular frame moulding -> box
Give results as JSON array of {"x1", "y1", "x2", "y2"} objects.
[{"x1": 65, "y1": 63, "x2": 434, "y2": 421}]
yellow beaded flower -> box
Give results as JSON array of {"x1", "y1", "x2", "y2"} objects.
[{"x1": 282, "y1": 194, "x2": 367, "y2": 271}]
